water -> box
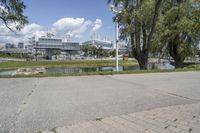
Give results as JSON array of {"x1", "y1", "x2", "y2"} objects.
[
  {"x1": 0, "y1": 62, "x2": 174, "y2": 76},
  {"x1": 0, "y1": 70, "x2": 16, "y2": 76},
  {"x1": 46, "y1": 65, "x2": 140, "y2": 74}
]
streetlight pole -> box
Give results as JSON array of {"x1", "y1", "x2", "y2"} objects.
[
  {"x1": 115, "y1": 21, "x2": 119, "y2": 72},
  {"x1": 109, "y1": 4, "x2": 123, "y2": 72}
]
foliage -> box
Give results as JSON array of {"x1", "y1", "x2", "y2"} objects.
[
  {"x1": 108, "y1": 0, "x2": 163, "y2": 69},
  {"x1": 81, "y1": 44, "x2": 98, "y2": 57},
  {"x1": 0, "y1": 0, "x2": 28, "y2": 31},
  {"x1": 109, "y1": 0, "x2": 200, "y2": 69},
  {"x1": 110, "y1": 50, "x2": 116, "y2": 57},
  {"x1": 197, "y1": 49, "x2": 200, "y2": 56},
  {"x1": 81, "y1": 44, "x2": 114, "y2": 58},
  {"x1": 52, "y1": 50, "x2": 61, "y2": 55},
  {"x1": 153, "y1": 0, "x2": 200, "y2": 68},
  {"x1": 0, "y1": 52, "x2": 30, "y2": 58}
]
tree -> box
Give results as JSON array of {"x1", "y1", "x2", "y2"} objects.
[
  {"x1": 154, "y1": 0, "x2": 200, "y2": 68},
  {"x1": 0, "y1": 0, "x2": 28, "y2": 31},
  {"x1": 97, "y1": 46, "x2": 104, "y2": 58},
  {"x1": 110, "y1": 50, "x2": 116, "y2": 57},
  {"x1": 52, "y1": 50, "x2": 61, "y2": 56},
  {"x1": 81, "y1": 44, "x2": 98, "y2": 57},
  {"x1": 108, "y1": 0, "x2": 162, "y2": 69}
]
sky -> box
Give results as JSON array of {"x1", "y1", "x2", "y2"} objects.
[{"x1": 0, "y1": 0, "x2": 115, "y2": 45}]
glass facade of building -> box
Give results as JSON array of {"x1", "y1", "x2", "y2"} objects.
[
  {"x1": 36, "y1": 38, "x2": 80, "y2": 51},
  {"x1": 37, "y1": 38, "x2": 63, "y2": 49},
  {"x1": 63, "y1": 42, "x2": 80, "y2": 51}
]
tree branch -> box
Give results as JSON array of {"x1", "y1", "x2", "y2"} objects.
[{"x1": 147, "y1": 0, "x2": 162, "y2": 50}]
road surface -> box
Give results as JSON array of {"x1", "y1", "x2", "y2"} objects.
[{"x1": 0, "y1": 72, "x2": 200, "y2": 133}]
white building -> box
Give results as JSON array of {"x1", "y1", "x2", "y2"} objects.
[
  {"x1": 35, "y1": 37, "x2": 80, "y2": 59},
  {"x1": 18, "y1": 42, "x2": 24, "y2": 49},
  {"x1": 82, "y1": 40, "x2": 113, "y2": 50},
  {"x1": 36, "y1": 37, "x2": 80, "y2": 51}
]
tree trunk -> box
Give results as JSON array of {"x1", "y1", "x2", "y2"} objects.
[
  {"x1": 168, "y1": 40, "x2": 185, "y2": 68},
  {"x1": 174, "y1": 58, "x2": 184, "y2": 68},
  {"x1": 129, "y1": 0, "x2": 162, "y2": 70},
  {"x1": 169, "y1": 52, "x2": 185, "y2": 69},
  {"x1": 138, "y1": 55, "x2": 148, "y2": 70}
]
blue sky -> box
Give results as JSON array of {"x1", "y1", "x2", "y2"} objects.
[
  {"x1": 0, "y1": 0, "x2": 116, "y2": 45},
  {"x1": 23, "y1": 0, "x2": 115, "y2": 42},
  {"x1": 24, "y1": 0, "x2": 112, "y2": 27}
]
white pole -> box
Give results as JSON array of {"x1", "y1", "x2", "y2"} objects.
[{"x1": 116, "y1": 22, "x2": 119, "y2": 72}]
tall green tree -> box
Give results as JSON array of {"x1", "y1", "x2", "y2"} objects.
[
  {"x1": 153, "y1": 0, "x2": 200, "y2": 68},
  {"x1": 108, "y1": 0, "x2": 162, "y2": 69},
  {"x1": 0, "y1": 0, "x2": 28, "y2": 31}
]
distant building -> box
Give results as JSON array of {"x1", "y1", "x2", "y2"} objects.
[
  {"x1": 36, "y1": 38, "x2": 63, "y2": 49},
  {"x1": 0, "y1": 43, "x2": 31, "y2": 54},
  {"x1": 34, "y1": 37, "x2": 80, "y2": 59},
  {"x1": 28, "y1": 37, "x2": 37, "y2": 47},
  {"x1": 25, "y1": 44, "x2": 35, "y2": 54},
  {"x1": 0, "y1": 46, "x2": 3, "y2": 50},
  {"x1": 118, "y1": 44, "x2": 128, "y2": 54},
  {"x1": 18, "y1": 42, "x2": 24, "y2": 49},
  {"x1": 82, "y1": 40, "x2": 113, "y2": 50},
  {"x1": 62, "y1": 42, "x2": 80, "y2": 51},
  {"x1": 2, "y1": 49, "x2": 29, "y2": 54},
  {"x1": 35, "y1": 37, "x2": 80, "y2": 51},
  {"x1": 5, "y1": 43, "x2": 16, "y2": 49}
]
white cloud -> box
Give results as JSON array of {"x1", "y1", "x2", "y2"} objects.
[
  {"x1": 0, "y1": 23, "x2": 46, "y2": 44},
  {"x1": 0, "y1": 17, "x2": 103, "y2": 45},
  {"x1": 20, "y1": 23, "x2": 46, "y2": 41},
  {"x1": 21, "y1": 23, "x2": 43, "y2": 35},
  {"x1": 90, "y1": 19, "x2": 103, "y2": 34},
  {"x1": 0, "y1": 22, "x2": 10, "y2": 33},
  {"x1": 51, "y1": 17, "x2": 92, "y2": 38}
]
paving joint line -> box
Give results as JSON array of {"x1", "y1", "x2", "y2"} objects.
[{"x1": 104, "y1": 75, "x2": 199, "y2": 102}]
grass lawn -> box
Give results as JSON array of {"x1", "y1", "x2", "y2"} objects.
[
  {"x1": 0, "y1": 60, "x2": 138, "y2": 70},
  {"x1": 0, "y1": 67, "x2": 200, "y2": 78}
]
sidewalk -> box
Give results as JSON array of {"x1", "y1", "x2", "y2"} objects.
[{"x1": 38, "y1": 103, "x2": 200, "y2": 133}]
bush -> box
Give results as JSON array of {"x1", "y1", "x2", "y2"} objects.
[{"x1": 0, "y1": 52, "x2": 30, "y2": 59}]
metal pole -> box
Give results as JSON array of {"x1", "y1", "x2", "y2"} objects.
[
  {"x1": 36, "y1": 49, "x2": 38, "y2": 61},
  {"x1": 116, "y1": 22, "x2": 119, "y2": 72}
]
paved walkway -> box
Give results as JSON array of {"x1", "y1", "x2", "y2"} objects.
[
  {"x1": 39, "y1": 103, "x2": 200, "y2": 133},
  {"x1": 1, "y1": 72, "x2": 200, "y2": 133}
]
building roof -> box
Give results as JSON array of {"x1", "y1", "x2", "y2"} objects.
[{"x1": 82, "y1": 40, "x2": 113, "y2": 50}]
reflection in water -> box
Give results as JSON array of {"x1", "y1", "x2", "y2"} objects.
[
  {"x1": 0, "y1": 70, "x2": 16, "y2": 76},
  {"x1": 0, "y1": 62, "x2": 175, "y2": 76},
  {"x1": 148, "y1": 62, "x2": 175, "y2": 70},
  {"x1": 47, "y1": 62, "x2": 174, "y2": 74}
]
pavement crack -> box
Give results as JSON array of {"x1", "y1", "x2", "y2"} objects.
[
  {"x1": 17, "y1": 78, "x2": 40, "y2": 114},
  {"x1": 104, "y1": 75, "x2": 145, "y2": 88},
  {"x1": 166, "y1": 92, "x2": 200, "y2": 102},
  {"x1": 104, "y1": 75, "x2": 199, "y2": 102},
  {"x1": 10, "y1": 78, "x2": 40, "y2": 133}
]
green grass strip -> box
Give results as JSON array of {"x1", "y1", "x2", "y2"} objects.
[{"x1": 0, "y1": 67, "x2": 199, "y2": 78}]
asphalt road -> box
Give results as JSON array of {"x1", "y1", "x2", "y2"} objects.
[{"x1": 0, "y1": 72, "x2": 200, "y2": 133}]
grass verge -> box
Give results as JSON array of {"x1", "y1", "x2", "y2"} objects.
[
  {"x1": 0, "y1": 67, "x2": 199, "y2": 78},
  {"x1": 0, "y1": 60, "x2": 137, "y2": 70}
]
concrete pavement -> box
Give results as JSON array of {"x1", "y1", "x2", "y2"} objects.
[{"x1": 0, "y1": 72, "x2": 200, "y2": 133}]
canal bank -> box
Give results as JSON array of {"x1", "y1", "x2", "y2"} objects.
[{"x1": 0, "y1": 62, "x2": 174, "y2": 76}]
